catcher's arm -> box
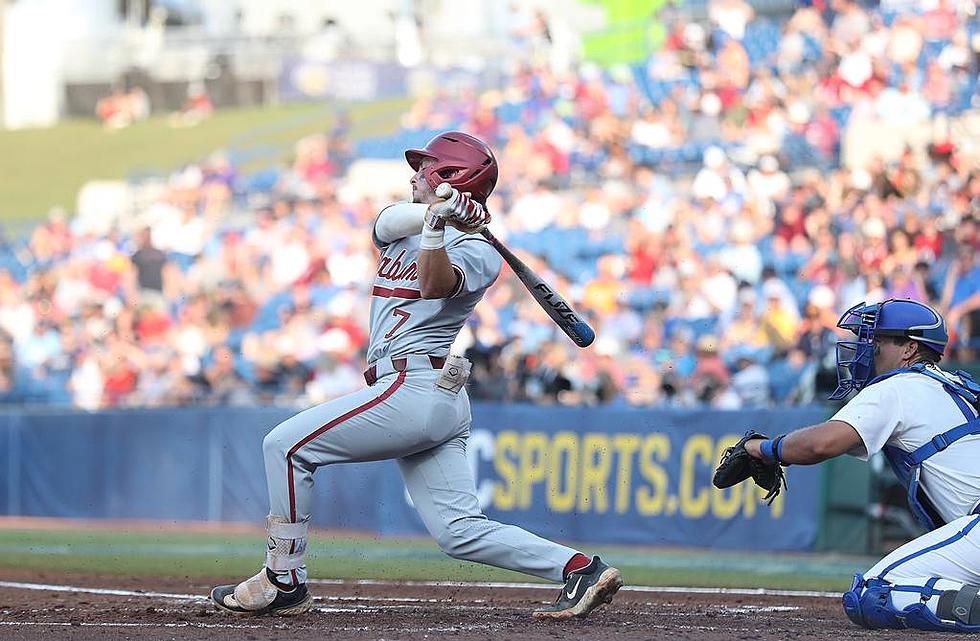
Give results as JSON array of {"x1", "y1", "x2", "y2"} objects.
[{"x1": 742, "y1": 420, "x2": 863, "y2": 465}]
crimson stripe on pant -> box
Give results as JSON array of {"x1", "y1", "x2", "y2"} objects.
[{"x1": 286, "y1": 371, "x2": 407, "y2": 523}]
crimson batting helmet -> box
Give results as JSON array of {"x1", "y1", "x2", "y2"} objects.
[{"x1": 405, "y1": 131, "x2": 498, "y2": 204}]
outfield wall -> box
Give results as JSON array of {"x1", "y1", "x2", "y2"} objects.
[{"x1": 0, "y1": 405, "x2": 835, "y2": 551}]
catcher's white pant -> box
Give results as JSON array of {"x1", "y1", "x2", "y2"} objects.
[
  {"x1": 859, "y1": 514, "x2": 980, "y2": 615},
  {"x1": 261, "y1": 355, "x2": 576, "y2": 585}
]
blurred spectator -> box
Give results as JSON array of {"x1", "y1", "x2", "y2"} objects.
[
  {"x1": 191, "y1": 345, "x2": 254, "y2": 406},
  {"x1": 129, "y1": 227, "x2": 169, "y2": 309},
  {"x1": 691, "y1": 335, "x2": 736, "y2": 407},
  {"x1": 1, "y1": 0, "x2": 977, "y2": 411},
  {"x1": 730, "y1": 351, "x2": 771, "y2": 407},
  {"x1": 96, "y1": 86, "x2": 150, "y2": 130},
  {"x1": 170, "y1": 83, "x2": 214, "y2": 128},
  {"x1": 942, "y1": 243, "x2": 980, "y2": 360},
  {"x1": 522, "y1": 341, "x2": 573, "y2": 404},
  {"x1": 692, "y1": 146, "x2": 746, "y2": 203},
  {"x1": 708, "y1": 0, "x2": 755, "y2": 41},
  {"x1": 747, "y1": 155, "x2": 790, "y2": 209}
]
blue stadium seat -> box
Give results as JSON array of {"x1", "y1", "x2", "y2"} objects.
[
  {"x1": 802, "y1": 34, "x2": 823, "y2": 62},
  {"x1": 626, "y1": 287, "x2": 670, "y2": 311},
  {"x1": 356, "y1": 128, "x2": 447, "y2": 159},
  {"x1": 242, "y1": 169, "x2": 280, "y2": 194},
  {"x1": 495, "y1": 102, "x2": 526, "y2": 125},
  {"x1": 743, "y1": 20, "x2": 781, "y2": 67},
  {"x1": 830, "y1": 105, "x2": 852, "y2": 130}
]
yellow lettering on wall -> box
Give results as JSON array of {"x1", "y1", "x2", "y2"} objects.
[
  {"x1": 636, "y1": 433, "x2": 670, "y2": 516},
  {"x1": 493, "y1": 431, "x2": 519, "y2": 510},
  {"x1": 611, "y1": 434, "x2": 641, "y2": 514},
  {"x1": 519, "y1": 432, "x2": 548, "y2": 509},
  {"x1": 711, "y1": 436, "x2": 742, "y2": 519},
  {"x1": 577, "y1": 433, "x2": 611, "y2": 513},
  {"x1": 679, "y1": 434, "x2": 711, "y2": 518},
  {"x1": 547, "y1": 432, "x2": 579, "y2": 513}
]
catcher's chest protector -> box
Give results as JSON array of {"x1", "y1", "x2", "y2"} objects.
[{"x1": 871, "y1": 364, "x2": 980, "y2": 530}]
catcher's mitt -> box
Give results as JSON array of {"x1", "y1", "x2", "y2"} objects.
[{"x1": 712, "y1": 430, "x2": 787, "y2": 505}]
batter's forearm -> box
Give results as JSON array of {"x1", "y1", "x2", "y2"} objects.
[
  {"x1": 374, "y1": 202, "x2": 427, "y2": 243},
  {"x1": 418, "y1": 249, "x2": 459, "y2": 299}
]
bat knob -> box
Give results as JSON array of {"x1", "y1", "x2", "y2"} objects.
[
  {"x1": 435, "y1": 183, "x2": 453, "y2": 199},
  {"x1": 572, "y1": 322, "x2": 596, "y2": 348}
]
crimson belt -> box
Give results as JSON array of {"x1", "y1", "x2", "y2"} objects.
[{"x1": 364, "y1": 355, "x2": 446, "y2": 386}]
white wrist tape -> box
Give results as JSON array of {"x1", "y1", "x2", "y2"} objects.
[{"x1": 420, "y1": 225, "x2": 445, "y2": 250}]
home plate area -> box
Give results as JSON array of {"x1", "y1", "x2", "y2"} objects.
[{"x1": 0, "y1": 572, "x2": 954, "y2": 641}]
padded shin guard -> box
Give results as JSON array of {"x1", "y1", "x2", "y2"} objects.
[{"x1": 265, "y1": 516, "x2": 308, "y2": 572}]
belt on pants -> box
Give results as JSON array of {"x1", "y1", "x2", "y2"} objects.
[{"x1": 364, "y1": 354, "x2": 446, "y2": 386}]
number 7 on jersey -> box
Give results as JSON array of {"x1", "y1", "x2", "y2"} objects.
[{"x1": 384, "y1": 308, "x2": 412, "y2": 339}]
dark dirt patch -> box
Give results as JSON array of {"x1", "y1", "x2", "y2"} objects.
[{"x1": 0, "y1": 569, "x2": 951, "y2": 641}]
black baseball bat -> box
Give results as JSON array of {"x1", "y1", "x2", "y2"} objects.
[
  {"x1": 481, "y1": 229, "x2": 596, "y2": 349},
  {"x1": 434, "y1": 183, "x2": 595, "y2": 348}
]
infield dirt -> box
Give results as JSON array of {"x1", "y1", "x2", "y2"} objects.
[{"x1": 0, "y1": 567, "x2": 953, "y2": 641}]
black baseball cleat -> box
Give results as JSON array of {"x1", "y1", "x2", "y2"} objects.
[
  {"x1": 532, "y1": 556, "x2": 624, "y2": 620},
  {"x1": 211, "y1": 568, "x2": 313, "y2": 616}
]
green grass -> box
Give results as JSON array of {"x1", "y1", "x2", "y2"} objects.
[
  {"x1": 0, "y1": 98, "x2": 410, "y2": 226},
  {"x1": 0, "y1": 527, "x2": 866, "y2": 592}
]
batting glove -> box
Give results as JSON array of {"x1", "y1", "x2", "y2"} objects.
[{"x1": 435, "y1": 183, "x2": 491, "y2": 233}]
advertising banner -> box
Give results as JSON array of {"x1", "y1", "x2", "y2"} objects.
[{"x1": 0, "y1": 404, "x2": 828, "y2": 550}]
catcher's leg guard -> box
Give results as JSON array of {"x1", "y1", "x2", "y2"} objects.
[
  {"x1": 843, "y1": 575, "x2": 906, "y2": 629},
  {"x1": 843, "y1": 575, "x2": 980, "y2": 632}
]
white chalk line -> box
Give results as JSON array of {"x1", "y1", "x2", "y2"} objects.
[
  {"x1": 309, "y1": 578, "x2": 842, "y2": 599},
  {"x1": 0, "y1": 581, "x2": 819, "y2": 632},
  {"x1": 0, "y1": 621, "x2": 494, "y2": 633},
  {"x1": 0, "y1": 579, "x2": 840, "y2": 602},
  {"x1": 0, "y1": 621, "x2": 267, "y2": 630},
  {"x1": 0, "y1": 581, "x2": 205, "y2": 601}
]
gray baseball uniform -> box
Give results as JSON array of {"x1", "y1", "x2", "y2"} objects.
[{"x1": 260, "y1": 210, "x2": 577, "y2": 586}]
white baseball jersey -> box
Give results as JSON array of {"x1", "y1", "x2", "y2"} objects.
[
  {"x1": 367, "y1": 219, "x2": 502, "y2": 363},
  {"x1": 832, "y1": 369, "x2": 980, "y2": 523}
]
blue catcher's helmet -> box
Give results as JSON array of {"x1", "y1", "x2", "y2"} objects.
[{"x1": 830, "y1": 299, "x2": 948, "y2": 400}]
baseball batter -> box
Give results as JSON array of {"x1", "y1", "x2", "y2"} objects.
[
  {"x1": 720, "y1": 299, "x2": 980, "y2": 632},
  {"x1": 210, "y1": 131, "x2": 623, "y2": 620}
]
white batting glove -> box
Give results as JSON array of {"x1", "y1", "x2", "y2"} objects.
[{"x1": 435, "y1": 183, "x2": 491, "y2": 233}]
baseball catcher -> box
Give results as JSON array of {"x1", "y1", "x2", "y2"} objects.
[{"x1": 715, "y1": 299, "x2": 980, "y2": 632}]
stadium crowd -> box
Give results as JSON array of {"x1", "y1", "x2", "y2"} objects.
[{"x1": 0, "y1": 0, "x2": 977, "y2": 409}]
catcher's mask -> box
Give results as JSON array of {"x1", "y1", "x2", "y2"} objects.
[
  {"x1": 830, "y1": 299, "x2": 947, "y2": 400},
  {"x1": 405, "y1": 131, "x2": 498, "y2": 205}
]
